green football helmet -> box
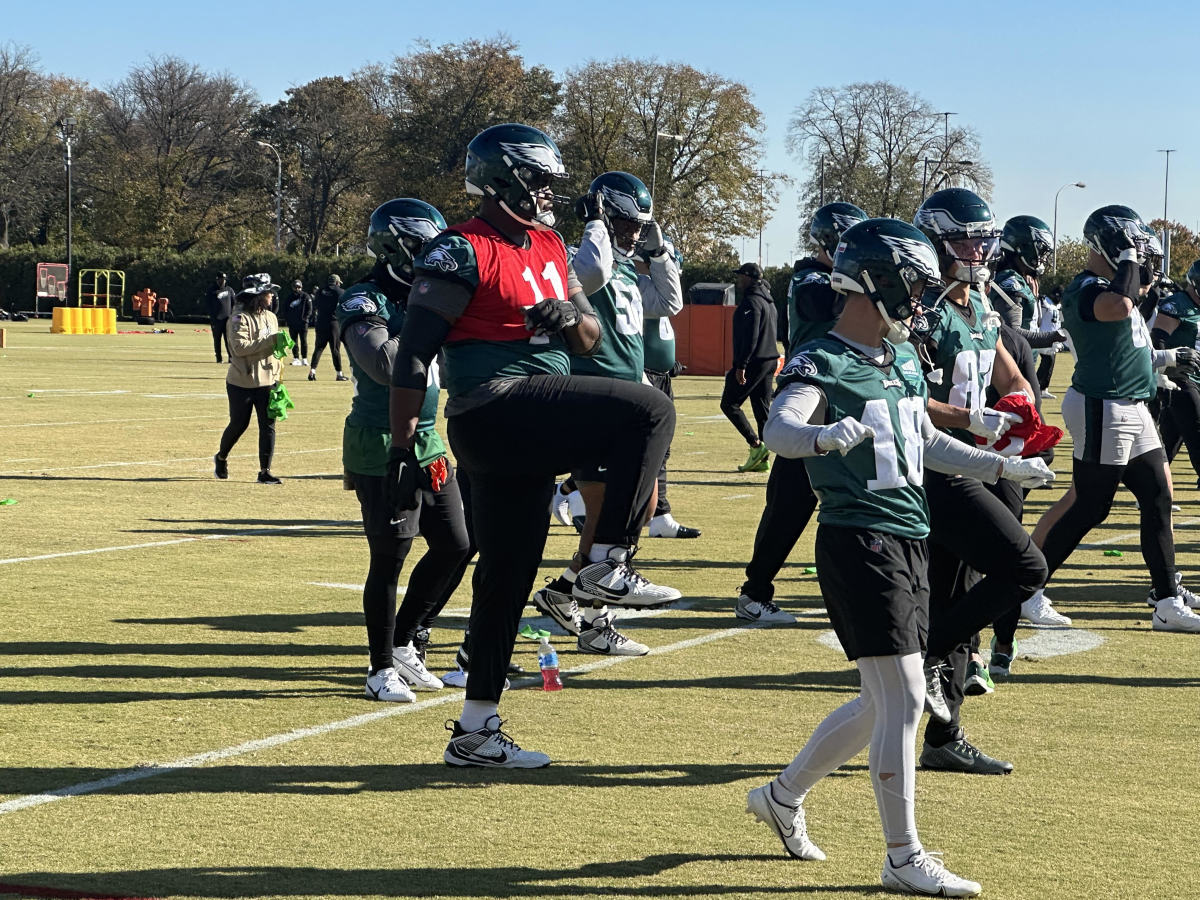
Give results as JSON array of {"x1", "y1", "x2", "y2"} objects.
[
  {"x1": 810, "y1": 201, "x2": 868, "y2": 256},
  {"x1": 1083, "y1": 205, "x2": 1161, "y2": 282},
  {"x1": 1186, "y1": 259, "x2": 1200, "y2": 293},
  {"x1": 367, "y1": 198, "x2": 447, "y2": 284},
  {"x1": 1000, "y1": 215, "x2": 1054, "y2": 277},
  {"x1": 832, "y1": 218, "x2": 942, "y2": 343},
  {"x1": 914, "y1": 188, "x2": 1001, "y2": 285},
  {"x1": 588, "y1": 171, "x2": 653, "y2": 255},
  {"x1": 465, "y1": 123, "x2": 570, "y2": 227}
]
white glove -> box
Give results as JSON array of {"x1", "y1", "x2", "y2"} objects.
[
  {"x1": 1156, "y1": 372, "x2": 1179, "y2": 392},
  {"x1": 642, "y1": 221, "x2": 665, "y2": 257},
  {"x1": 816, "y1": 416, "x2": 875, "y2": 455},
  {"x1": 1000, "y1": 456, "x2": 1055, "y2": 488},
  {"x1": 967, "y1": 407, "x2": 1018, "y2": 443},
  {"x1": 1152, "y1": 348, "x2": 1177, "y2": 370}
]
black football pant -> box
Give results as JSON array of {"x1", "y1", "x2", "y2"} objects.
[
  {"x1": 740, "y1": 454, "x2": 817, "y2": 604},
  {"x1": 645, "y1": 369, "x2": 676, "y2": 516},
  {"x1": 356, "y1": 467, "x2": 471, "y2": 672},
  {"x1": 447, "y1": 374, "x2": 675, "y2": 702},
  {"x1": 218, "y1": 383, "x2": 275, "y2": 471},
  {"x1": 720, "y1": 357, "x2": 776, "y2": 446},
  {"x1": 288, "y1": 325, "x2": 309, "y2": 361},
  {"x1": 1160, "y1": 379, "x2": 1200, "y2": 480},
  {"x1": 984, "y1": 476, "x2": 1027, "y2": 647},
  {"x1": 309, "y1": 324, "x2": 342, "y2": 372},
  {"x1": 924, "y1": 471, "x2": 1048, "y2": 747},
  {"x1": 1036, "y1": 352, "x2": 1056, "y2": 392},
  {"x1": 211, "y1": 317, "x2": 230, "y2": 361},
  {"x1": 1041, "y1": 449, "x2": 1175, "y2": 599}
]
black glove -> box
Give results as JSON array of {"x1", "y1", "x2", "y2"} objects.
[
  {"x1": 1052, "y1": 328, "x2": 1069, "y2": 343},
  {"x1": 524, "y1": 297, "x2": 579, "y2": 334},
  {"x1": 1100, "y1": 222, "x2": 1138, "y2": 266},
  {"x1": 574, "y1": 191, "x2": 608, "y2": 224},
  {"x1": 1172, "y1": 347, "x2": 1200, "y2": 378},
  {"x1": 386, "y1": 445, "x2": 421, "y2": 515}
]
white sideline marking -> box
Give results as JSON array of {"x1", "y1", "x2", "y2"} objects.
[
  {"x1": 0, "y1": 447, "x2": 337, "y2": 476},
  {"x1": 0, "y1": 622, "x2": 757, "y2": 817},
  {"x1": 722, "y1": 494, "x2": 754, "y2": 500},
  {"x1": 816, "y1": 627, "x2": 1105, "y2": 659},
  {"x1": 1082, "y1": 516, "x2": 1199, "y2": 549},
  {"x1": 308, "y1": 582, "x2": 368, "y2": 591},
  {"x1": 0, "y1": 409, "x2": 346, "y2": 430},
  {"x1": 0, "y1": 521, "x2": 358, "y2": 566}
]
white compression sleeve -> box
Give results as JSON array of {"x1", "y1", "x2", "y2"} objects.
[
  {"x1": 763, "y1": 382, "x2": 827, "y2": 459},
  {"x1": 921, "y1": 411, "x2": 1004, "y2": 483},
  {"x1": 774, "y1": 692, "x2": 874, "y2": 806},
  {"x1": 856, "y1": 653, "x2": 924, "y2": 848}
]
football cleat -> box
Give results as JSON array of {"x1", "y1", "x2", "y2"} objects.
[
  {"x1": 573, "y1": 547, "x2": 681, "y2": 609},
  {"x1": 1152, "y1": 596, "x2": 1200, "y2": 632},
  {"x1": 648, "y1": 513, "x2": 701, "y2": 538},
  {"x1": 923, "y1": 662, "x2": 952, "y2": 724},
  {"x1": 577, "y1": 613, "x2": 648, "y2": 656},
  {"x1": 364, "y1": 667, "x2": 415, "y2": 703},
  {"x1": 746, "y1": 784, "x2": 826, "y2": 861},
  {"x1": 735, "y1": 594, "x2": 797, "y2": 624},
  {"x1": 549, "y1": 482, "x2": 572, "y2": 526},
  {"x1": 882, "y1": 850, "x2": 981, "y2": 897},
  {"x1": 1020, "y1": 589, "x2": 1071, "y2": 626},
  {"x1": 920, "y1": 736, "x2": 1013, "y2": 775},
  {"x1": 963, "y1": 660, "x2": 994, "y2": 696},
  {"x1": 738, "y1": 444, "x2": 770, "y2": 472},
  {"x1": 531, "y1": 582, "x2": 582, "y2": 636},
  {"x1": 989, "y1": 636, "x2": 1016, "y2": 679},
  {"x1": 444, "y1": 716, "x2": 550, "y2": 768},
  {"x1": 213, "y1": 454, "x2": 228, "y2": 480},
  {"x1": 1146, "y1": 573, "x2": 1200, "y2": 610},
  {"x1": 393, "y1": 642, "x2": 443, "y2": 691},
  {"x1": 256, "y1": 471, "x2": 282, "y2": 485}
]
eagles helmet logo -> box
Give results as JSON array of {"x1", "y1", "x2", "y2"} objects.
[
  {"x1": 781, "y1": 353, "x2": 819, "y2": 379},
  {"x1": 423, "y1": 247, "x2": 459, "y2": 273},
  {"x1": 830, "y1": 212, "x2": 862, "y2": 232},
  {"x1": 878, "y1": 233, "x2": 940, "y2": 278},
  {"x1": 498, "y1": 141, "x2": 567, "y2": 177},
  {"x1": 388, "y1": 216, "x2": 441, "y2": 242}
]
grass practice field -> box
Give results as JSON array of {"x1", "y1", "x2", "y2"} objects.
[{"x1": 1, "y1": 320, "x2": 1198, "y2": 900}]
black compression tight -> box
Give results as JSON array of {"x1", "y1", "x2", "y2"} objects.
[
  {"x1": 364, "y1": 533, "x2": 415, "y2": 672},
  {"x1": 1040, "y1": 449, "x2": 1175, "y2": 598}
]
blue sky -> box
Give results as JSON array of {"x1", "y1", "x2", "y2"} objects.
[{"x1": 9, "y1": 0, "x2": 1200, "y2": 265}]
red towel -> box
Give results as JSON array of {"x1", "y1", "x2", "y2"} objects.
[{"x1": 974, "y1": 392, "x2": 1063, "y2": 457}]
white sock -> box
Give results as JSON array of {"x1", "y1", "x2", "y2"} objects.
[
  {"x1": 459, "y1": 700, "x2": 499, "y2": 732},
  {"x1": 857, "y1": 653, "x2": 924, "y2": 849},
  {"x1": 887, "y1": 842, "x2": 923, "y2": 867},
  {"x1": 775, "y1": 691, "x2": 874, "y2": 806},
  {"x1": 588, "y1": 543, "x2": 616, "y2": 563},
  {"x1": 581, "y1": 605, "x2": 609, "y2": 627},
  {"x1": 394, "y1": 641, "x2": 415, "y2": 660}
]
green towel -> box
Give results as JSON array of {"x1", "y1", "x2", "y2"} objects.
[
  {"x1": 272, "y1": 332, "x2": 296, "y2": 359},
  {"x1": 268, "y1": 383, "x2": 295, "y2": 420}
]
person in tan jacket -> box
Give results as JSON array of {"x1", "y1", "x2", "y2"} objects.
[{"x1": 214, "y1": 273, "x2": 284, "y2": 484}]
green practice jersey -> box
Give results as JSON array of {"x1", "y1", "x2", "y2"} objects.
[
  {"x1": 993, "y1": 269, "x2": 1038, "y2": 329},
  {"x1": 1156, "y1": 290, "x2": 1200, "y2": 385},
  {"x1": 914, "y1": 289, "x2": 1001, "y2": 445},
  {"x1": 336, "y1": 279, "x2": 445, "y2": 475},
  {"x1": 778, "y1": 337, "x2": 930, "y2": 540},
  {"x1": 643, "y1": 314, "x2": 676, "y2": 373},
  {"x1": 567, "y1": 248, "x2": 644, "y2": 382},
  {"x1": 787, "y1": 259, "x2": 841, "y2": 358},
  {"x1": 1062, "y1": 271, "x2": 1155, "y2": 401}
]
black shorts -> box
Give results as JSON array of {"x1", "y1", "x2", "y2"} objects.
[
  {"x1": 814, "y1": 524, "x2": 929, "y2": 660},
  {"x1": 572, "y1": 463, "x2": 608, "y2": 484},
  {"x1": 352, "y1": 460, "x2": 457, "y2": 540}
]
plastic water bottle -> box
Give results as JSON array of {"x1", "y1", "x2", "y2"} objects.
[{"x1": 538, "y1": 637, "x2": 563, "y2": 691}]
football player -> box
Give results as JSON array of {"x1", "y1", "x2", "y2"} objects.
[
  {"x1": 530, "y1": 171, "x2": 684, "y2": 657},
  {"x1": 909, "y1": 188, "x2": 1049, "y2": 774},
  {"x1": 1153, "y1": 260, "x2": 1200, "y2": 478},
  {"x1": 1032, "y1": 207, "x2": 1200, "y2": 633},
  {"x1": 735, "y1": 202, "x2": 867, "y2": 624},
  {"x1": 388, "y1": 124, "x2": 680, "y2": 768},
  {"x1": 747, "y1": 218, "x2": 1050, "y2": 897},
  {"x1": 338, "y1": 199, "x2": 472, "y2": 703}
]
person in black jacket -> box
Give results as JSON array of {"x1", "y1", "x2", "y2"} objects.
[
  {"x1": 282, "y1": 280, "x2": 313, "y2": 366},
  {"x1": 205, "y1": 273, "x2": 236, "y2": 362},
  {"x1": 721, "y1": 262, "x2": 778, "y2": 472},
  {"x1": 309, "y1": 274, "x2": 348, "y2": 381}
]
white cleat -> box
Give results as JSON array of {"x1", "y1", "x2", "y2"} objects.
[
  {"x1": 549, "y1": 482, "x2": 572, "y2": 526},
  {"x1": 573, "y1": 547, "x2": 681, "y2": 610},
  {"x1": 735, "y1": 593, "x2": 797, "y2": 624},
  {"x1": 577, "y1": 613, "x2": 649, "y2": 656},
  {"x1": 746, "y1": 784, "x2": 825, "y2": 861},
  {"x1": 393, "y1": 643, "x2": 443, "y2": 691},
  {"x1": 1020, "y1": 589, "x2": 1072, "y2": 626},
  {"x1": 443, "y1": 715, "x2": 550, "y2": 768},
  {"x1": 881, "y1": 850, "x2": 981, "y2": 897},
  {"x1": 648, "y1": 513, "x2": 701, "y2": 538},
  {"x1": 364, "y1": 667, "x2": 415, "y2": 702},
  {"x1": 1146, "y1": 573, "x2": 1200, "y2": 610},
  {"x1": 1152, "y1": 596, "x2": 1200, "y2": 632},
  {"x1": 531, "y1": 583, "x2": 582, "y2": 636}
]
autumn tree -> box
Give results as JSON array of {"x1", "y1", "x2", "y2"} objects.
[
  {"x1": 558, "y1": 58, "x2": 779, "y2": 262},
  {"x1": 788, "y1": 81, "x2": 992, "y2": 245}
]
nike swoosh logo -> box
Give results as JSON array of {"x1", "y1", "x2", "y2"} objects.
[
  {"x1": 768, "y1": 803, "x2": 795, "y2": 838},
  {"x1": 741, "y1": 607, "x2": 762, "y2": 620},
  {"x1": 594, "y1": 582, "x2": 630, "y2": 597}
]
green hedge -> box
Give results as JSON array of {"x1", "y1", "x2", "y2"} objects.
[{"x1": 0, "y1": 246, "x2": 796, "y2": 318}]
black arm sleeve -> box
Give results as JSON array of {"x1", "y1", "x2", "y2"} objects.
[
  {"x1": 391, "y1": 305, "x2": 453, "y2": 390},
  {"x1": 1110, "y1": 259, "x2": 1140, "y2": 301},
  {"x1": 1013, "y1": 326, "x2": 1060, "y2": 349},
  {"x1": 1151, "y1": 327, "x2": 1171, "y2": 350}
]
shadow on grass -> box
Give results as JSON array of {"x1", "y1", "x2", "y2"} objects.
[
  {"x1": 563, "y1": 668, "x2": 859, "y2": 696},
  {"x1": 112, "y1": 612, "x2": 363, "y2": 633},
  {"x1": 0, "y1": 474, "x2": 195, "y2": 483},
  {"x1": 0, "y1": 859, "x2": 879, "y2": 898}
]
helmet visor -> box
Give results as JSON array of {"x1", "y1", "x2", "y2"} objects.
[{"x1": 943, "y1": 235, "x2": 1000, "y2": 265}]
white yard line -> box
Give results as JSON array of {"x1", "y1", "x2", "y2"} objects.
[
  {"x1": 0, "y1": 623, "x2": 756, "y2": 817},
  {"x1": 0, "y1": 521, "x2": 357, "y2": 566},
  {"x1": 1081, "y1": 516, "x2": 1199, "y2": 549},
  {"x1": 0, "y1": 447, "x2": 338, "y2": 476}
]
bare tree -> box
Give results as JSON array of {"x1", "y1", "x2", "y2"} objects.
[{"x1": 788, "y1": 81, "x2": 992, "y2": 247}]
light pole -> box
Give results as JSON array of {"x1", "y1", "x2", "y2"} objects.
[
  {"x1": 818, "y1": 155, "x2": 826, "y2": 206},
  {"x1": 256, "y1": 140, "x2": 282, "y2": 252},
  {"x1": 650, "y1": 131, "x2": 682, "y2": 207},
  {"x1": 1159, "y1": 149, "x2": 1176, "y2": 273},
  {"x1": 758, "y1": 168, "x2": 765, "y2": 266},
  {"x1": 1052, "y1": 181, "x2": 1086, "y2": 274},
  {"x1": 938, "y1": 111, "x2": 956, "y2": 150},
  {"x1": 56, "y1": 116, "x2": 76, "y2": 302}
]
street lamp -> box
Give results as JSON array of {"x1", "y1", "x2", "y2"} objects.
[
  {"x1": 255, "y1": 140, "x2": 282, "y2": 253},
  {"x1": 922, "y1": 158, "x2": 974, "y2": 196},
  {"x1": 56, "y1": 116, "x2": 77, "y2": 302},
  {"x1": 1052, "y1": 181, "x2": 1086, "y2": 274},
  {"x1": 650, "y1": 131, "x2": 682, "y2": 207},
  {"x1": 1159, "y1": 149, "x2": 1176, "y2": 273}
]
